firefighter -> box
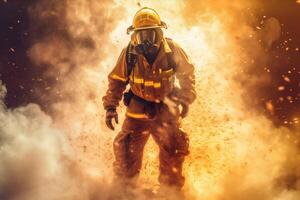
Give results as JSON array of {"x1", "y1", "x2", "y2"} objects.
[{"x1": 102, "y1": 7, "x2": 196, "y2": 190}]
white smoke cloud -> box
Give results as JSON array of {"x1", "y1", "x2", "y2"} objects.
[{"x1": 0, "y1": 82, "x2": 87, "y2": 200}]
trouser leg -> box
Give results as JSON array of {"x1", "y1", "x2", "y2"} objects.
[
  {"x1": 113, "y1": 117, "x2": 150, "y2": 182},
  {"x1": 152, "y1": 119, "x2": 189, "y2": 189}
]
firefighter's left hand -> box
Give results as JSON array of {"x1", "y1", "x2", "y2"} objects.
[
  {"x1": 180, "y1": 103, "x2": 189, "y2": 118},
  {"x1": 168, "y1": 90, "x2": 189, "y2": 118}
]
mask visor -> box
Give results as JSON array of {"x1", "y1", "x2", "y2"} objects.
[{"x1": 136, "y1": 29, "x2": 156, "y2": 45}]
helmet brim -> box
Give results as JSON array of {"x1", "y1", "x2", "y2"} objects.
[{"x1": 127, "y1": 21, "x2": 167, "y2": 34}]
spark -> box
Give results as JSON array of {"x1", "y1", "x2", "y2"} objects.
[{"x1": 278, "y1": 86, "x2": 285, "y2": 91}]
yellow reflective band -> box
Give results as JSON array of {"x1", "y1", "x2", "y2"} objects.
[
  {"x1": 133, "y1": 78, "x2": 144, "y2": 84},
  {"x1": 144, "y1": 81, "x2": 153, "y2": 86},
  {"x1": 129, "y1": 77, "x2": 161, "y2": 88},
  {"x1": 129, "y1": 75, "x2": 144, "y2": 83},
  {"x1": 126, "y1": 111, "x2": 148, "y2": 119},
  {"x1": 154, "y1": 82, "x2": 161, "y2": 88},
  {"x1": 111, "y1": 74, "x2": 127, "y2": 82}
]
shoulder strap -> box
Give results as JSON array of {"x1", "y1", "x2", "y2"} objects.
[
  {"x1": 125, "y1": 42, "x2": 137, "y2": 78},
  {"x1": 165, "y1": 38, "x2": 177, "y2": 71}
]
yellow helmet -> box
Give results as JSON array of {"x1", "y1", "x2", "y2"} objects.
[{"x1": 127, "y1": 7, "x2": 167, "y2": 34}]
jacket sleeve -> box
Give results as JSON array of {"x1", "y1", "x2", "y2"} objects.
[
  {"x1": 173, "y1": 42, "x2": 196, "y2": 105},
  {"x1": 102, "y1": 48, "x2": 129, "y2": 110}
]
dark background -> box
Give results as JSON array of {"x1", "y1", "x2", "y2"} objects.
[{"x1": 0, "y1": 0, "x2": 299, "y2": 127}]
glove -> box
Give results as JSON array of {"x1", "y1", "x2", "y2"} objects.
[
  {"x1": 105, "y1": 108, "x2": 118, "y2": 131},
  {"x1": 168, "y1": 89, "x2": 189, "y2": 118}
]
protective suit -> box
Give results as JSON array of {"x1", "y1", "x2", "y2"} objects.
[{"x1": 102, "y1": 7, "x2": 196, "y2": 189}]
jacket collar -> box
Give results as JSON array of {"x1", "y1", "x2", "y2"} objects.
[{"x1": 162, "y1": 38, "x2": 172, "y2": 53}]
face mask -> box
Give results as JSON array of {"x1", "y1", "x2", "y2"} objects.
[{"x1": 135, "y1": 29, "x2": 159, "y2": 55}]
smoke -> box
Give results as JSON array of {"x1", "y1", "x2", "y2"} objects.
[
  {"x1": 1, "y1": 0, "x2": 300, "y2": 199},
  {"x1": 0, "y1": 82, "x2": 85, "y2": 200},
  {"x1": 26, "y1": 0, "x2": 126, "y2": 179}
]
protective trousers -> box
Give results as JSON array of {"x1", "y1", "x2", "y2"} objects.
[{"x1": 113, "y1": 104, "x2": 189, "y2": 188}]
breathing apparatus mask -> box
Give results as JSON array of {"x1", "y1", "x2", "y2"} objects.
[{"x1": 134, "y1": 29, "x2": 160, "y2": 55}]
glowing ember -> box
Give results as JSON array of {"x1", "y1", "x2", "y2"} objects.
[{"x1": 278, "y1": 86, "x2": 285, "y2": 91}]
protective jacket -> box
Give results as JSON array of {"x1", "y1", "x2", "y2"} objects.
[{"x1": 103, "y1": 38, "x2": 196, "y2": 119}]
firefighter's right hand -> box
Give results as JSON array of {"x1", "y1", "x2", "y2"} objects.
[{"x1": 105, "y1": 108, "x2": 118, "y2": 131}]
